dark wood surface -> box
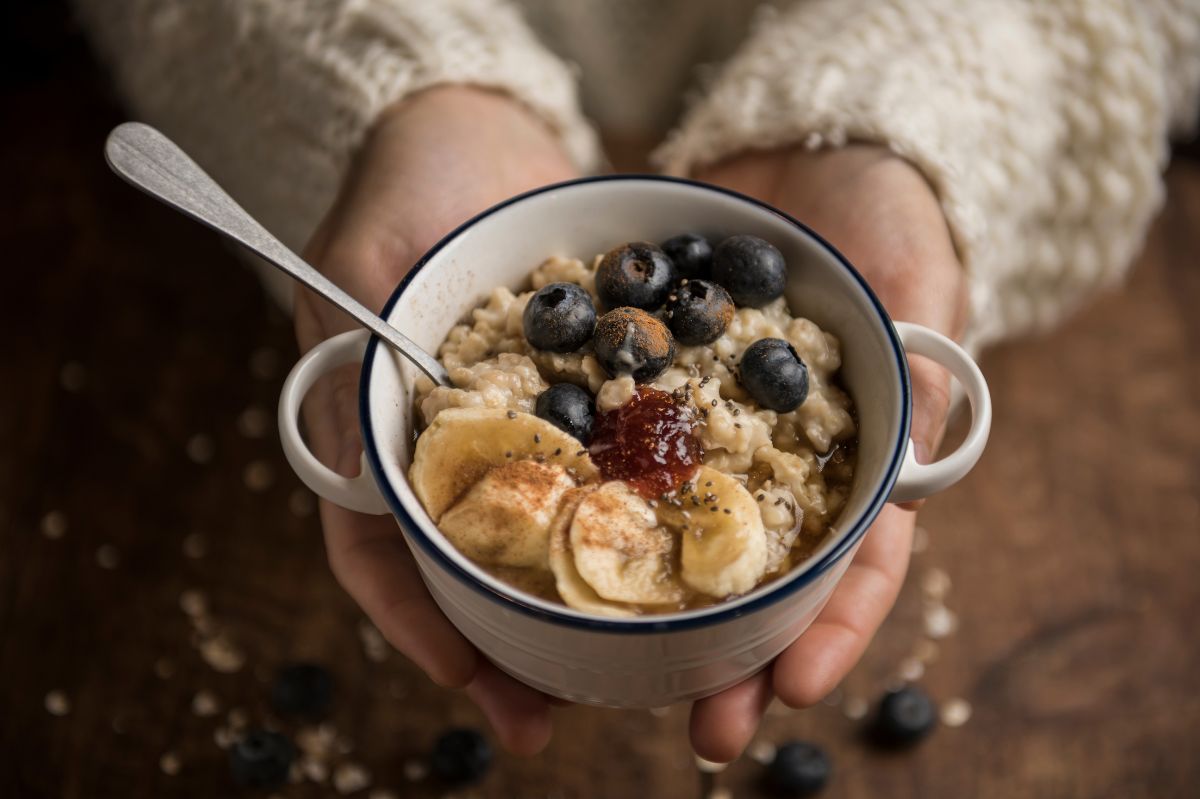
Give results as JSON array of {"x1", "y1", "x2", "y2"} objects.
[{"x1": 3, "y1": 12, "x2": 1199, "y2": 799}]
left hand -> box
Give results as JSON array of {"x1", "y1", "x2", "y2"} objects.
[{"x1": 688, "y1": 144, "x2": 968, "y2": 761}]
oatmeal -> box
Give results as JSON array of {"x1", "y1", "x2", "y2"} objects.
[{"x1": 411, "y1": 234, "x2": 856, "y2": 616}]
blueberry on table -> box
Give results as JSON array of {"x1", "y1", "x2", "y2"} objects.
[
  {"x1": 596, "y1": 242, "x2": 677, "y2": 310},
  {"x1": 869, "y1": 686, "x2": 938, "y2": 748},
  {"x1": 738, "y1": 338, "x2": 809, "y2": 412},
  {"x1": 666, "y1": 279, "x2": 734, "y2": 345},
  {"x1": 661, "y1": 232, "x2": 713, "y2": 278},
  {"x1": 431, "y1": 728, "x2": 493, "y2": 785},
  {"x1": 229, "y1": 729, "x2": 296, "y2": 789},
  {"x1": 523, "y1": 282, "x2": 596, "y2": 353},
  {"x1": 765, "y1": 740, "x2": 831, "y2": 797},
  {"x1": 712, "y1": 234, "x2": 787, "y2": 308},
  {"x1": 270, "y1": 662, "x2": 333, "y2": 719},
  {"x1": 593, "y1": 307, "x2": 676, "y2": 382},
  {"x1": 536, "y1": 383, "x2": 596, "y2": 443}
]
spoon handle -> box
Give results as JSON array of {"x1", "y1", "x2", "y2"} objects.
[{"x1": 104, "y1": 121, "x2": 450, "y2": 387}]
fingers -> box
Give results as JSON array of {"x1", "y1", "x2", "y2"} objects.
[
  {"x1": 465, "y1": 661, "x2": 554, "y2": 756},
  {"x1": 773, "y1": 505, "x2": 915, "y2": 707},
  {"x1": 896, "y1": 352, "x2": 954, "y2": 511},
  {"x1": 689, "y1": 671, "x2": 774, "y2": 763}
]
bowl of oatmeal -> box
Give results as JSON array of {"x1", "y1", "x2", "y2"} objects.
[{"x1": 279, "y1": 176, "x2": 990, "y2": 707}]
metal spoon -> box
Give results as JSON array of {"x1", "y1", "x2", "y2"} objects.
[{"x1": 103, "y1": 121, "x2": 450, "y2": 387}]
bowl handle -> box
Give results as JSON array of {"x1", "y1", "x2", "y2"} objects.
[
  {"x1": 278, "y1": 329, "x2": 390, "y2": 515},
  {"x1": 887, "y1": 322, "x2": 992, "y2": 504}
]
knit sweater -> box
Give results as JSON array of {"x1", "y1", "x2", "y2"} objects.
[{"x1": 76, "y1": 0, "x2": 1200, "y2": 351}]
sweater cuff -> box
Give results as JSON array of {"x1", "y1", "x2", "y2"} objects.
[{"x1": 654, "y1": 0, "x2": 1179, "y2": 351}]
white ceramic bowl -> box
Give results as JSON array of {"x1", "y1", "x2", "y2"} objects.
[{"x1": 279, "y1": 176, "x2": 990, "y2": 708}]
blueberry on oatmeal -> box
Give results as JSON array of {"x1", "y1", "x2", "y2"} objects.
[
  {"x1": 522, "y1": 282, "x2": 596, "y2": 353},
  {"x1": 712, "y1": 234, "x2": 786, "y2": 308},
  {"x1": 665, "y1": 279, "x2": 733, "y2": 345},
  {"x1": 596, "y1": 242, "x2": 676, "y2": 310},
  {"x1": 593, "y1": 307, "x2": 676, "y2": 382},
  {"x1": 739, "y1": 338, "x2": 810, "y2": 412},
  {"x1": 661, "y1": 232, "x2": 713, "y2": 279},
  {"x1": 535, "y1": 383, "x2": 596, "y2": 443}
]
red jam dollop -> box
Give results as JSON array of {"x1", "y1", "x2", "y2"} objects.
[{"x1": 588, "y1": 386, "x2": 702, "y2": 499}]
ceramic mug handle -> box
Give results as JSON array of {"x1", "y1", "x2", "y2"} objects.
[
  {"x1": 278, "y1": 329, "x2": 390, "y2": 515},
  {"x1": 887, "y1": 321, "x2": 992, "y2": 504}
]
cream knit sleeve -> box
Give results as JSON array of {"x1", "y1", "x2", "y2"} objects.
[
  {"x1": 75, "y1": 0, "x2": 601, "y2": 256},
  {"x1": 656, "y1": 0, "x2": 1200, "y2": 351}
]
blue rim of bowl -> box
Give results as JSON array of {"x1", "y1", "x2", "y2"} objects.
[{"x1": 359, "y1": 174, "x2": 911, "y2": 632}]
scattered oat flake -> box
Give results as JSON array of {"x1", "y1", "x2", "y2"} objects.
[
  {"x1": 186, "y1": 433, "x2": 215, "y2": 464},
  {"x1": 182, "y1": 533, "x2": 207, "y2": 559},
  {"x1": 920, "y1": 568, "x2": 952, "y2": 600},
  {"x1": 180, "y1": 589, "x2": 208, "y2": 617},
  {"x1": 215, "y1": 727, "x2": 234, "y2": 749},
  {"x1": 649, "y1": 706, "x2": 670, "y2": 717},
  {"x1": 748, "y1": 740, "x2": 777, "y2": 764},
  {"x1": 402, "y1": 759, "x2": 428, "y2": 782},
  {"x1": 708, "y1": 788, "x2": 733, "y2": 799},
  {"x1": 694, "y1": 756, "x2": 726, "y2": 773},
  {"x1": 96, "y1": 544, "x2": 121, "y2": 569},
  {"x1": 301, "y1": 757, "x2": 329, "y2": 783},
  {"x1": 941, "y1": 698, "x2": 972, "y2": 727},
  {"x1": 357, "y1": 619, "x2": 389, "y2": 662},
  {"x1": 913, "y1": 638, "x2": 940, "y2": 664},
  {"x1": 333, "y1": 762, "x2": 372, "y2": 794},
  {"x1": 289, "y1": 488, "x2": 316, "y2": 517},
  {"x1": 249, "y1": 347, "x2": 281, "y2": 380},
  {"x1": 154, "y1": 658, "x2": 175, "y2": 679},
  {"x1": 227, "y1": 707, "x2": 249, "y2": 729},
  {"x1": 843, "y1": 696, "x2": 869, "y2": 720},
  {"x1": 297, "y1": 724, "x2": 338, "y2": 758},
  {"x1": 911, "y1": 525, "x2": 930, "y2": 553},
  {"x1": 160, "y1": 751, "x2": 181, "y2": 776},
  {"x1": 45, "y1": 690, "x2": 70, "y2": 716},
  {"x1": 897, "y1": 657, "x2": 925, "y2": 682},
  {"x1": 923, "y1": 604, "x2": 959, "y2": 639},
  {"x1": 40, "y1": 510, "x2": 67, "y2": 539},
  {"x1": 244, "y1": 460, "x2": 275, "y2": 492},
  {"x1": 200, "y1": 634, "x2": 245, "y2": 673},
  {"x1": 192, "y1": 690, "x2": 220, "y2": 717},
  {"x1": 237, "y1": 406, "x2": 271, "y2": 439},
  {"x1": 60, "y1": 361, "x2": 87, "y2": 392}
]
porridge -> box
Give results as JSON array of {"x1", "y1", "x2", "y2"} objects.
[{"x1": 409, "y1": 234, "x2": 857, "y2": 617}]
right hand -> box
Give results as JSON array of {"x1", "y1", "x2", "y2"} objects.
[{"x1": 293, "y1": 86, "x2": 579, "y2": 755}]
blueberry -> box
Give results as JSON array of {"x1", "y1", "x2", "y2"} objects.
[
  {"x1": 229, "y1": 729, "x2": 296, "y2": 790},
  {"x1": 523, "y1": 282, "x2": 596, "y2": 353},
  {"x1": 270, "y1": 662, "x2": 333, "y2": 719},
  {"x1": 738, "y1": 338, "x2": 809, "y2": 412},
  {"x1": 596, "y1": 242, "x2": 676, "y2": 310},
  {"x1": 593, "y1": 307, "x2": 676, "y2": 382},
  {"x1": 535, "y1": 383, "x2": 596, "y2": 443},
  {"x1": 666, "y1": 279, "x2": 733, "y2": 346},
  {"x1": 661, "y1": 233, "x2": 713, "y2": 279},
  {"x1": 765, "y1": 740, "x2": 831, "y2": 797},
  {"x1": 869, "y1": 686, "x2": 938, "y2": 749},
  {"x1": 712, "y1": 234, "x2": 786, "y2": 308},
  {"x1": 431, "y1": 728, "x2": 493, "y2": 785}
]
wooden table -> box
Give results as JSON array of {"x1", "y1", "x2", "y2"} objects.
[{"x1": 3, "y1": 10, "x2": 1198, "y2": 799}]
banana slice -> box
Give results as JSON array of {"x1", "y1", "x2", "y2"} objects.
[
  {"x1": 548, "y1": 487, "x2": 637, "y2": 618},
  {"x1": 568, "y1": 481, "x2": 686, "y2": 605},
  {"x1": 661, "y1": 467, "x2": 768, "y2": 598},
  {"x1": 439, "y1": 459, "x2": 576, "y2": 569},
  {"x1": 410, "y1": 408, "x2": 598, "y2": 521}
]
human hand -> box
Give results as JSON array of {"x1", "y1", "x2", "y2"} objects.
[
  {"x1": 294, "y1": 86, "x2": 578, "y2": 755},
  {"x1": 688, "y1": 145, "x2": 968, "y2": 761}
]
